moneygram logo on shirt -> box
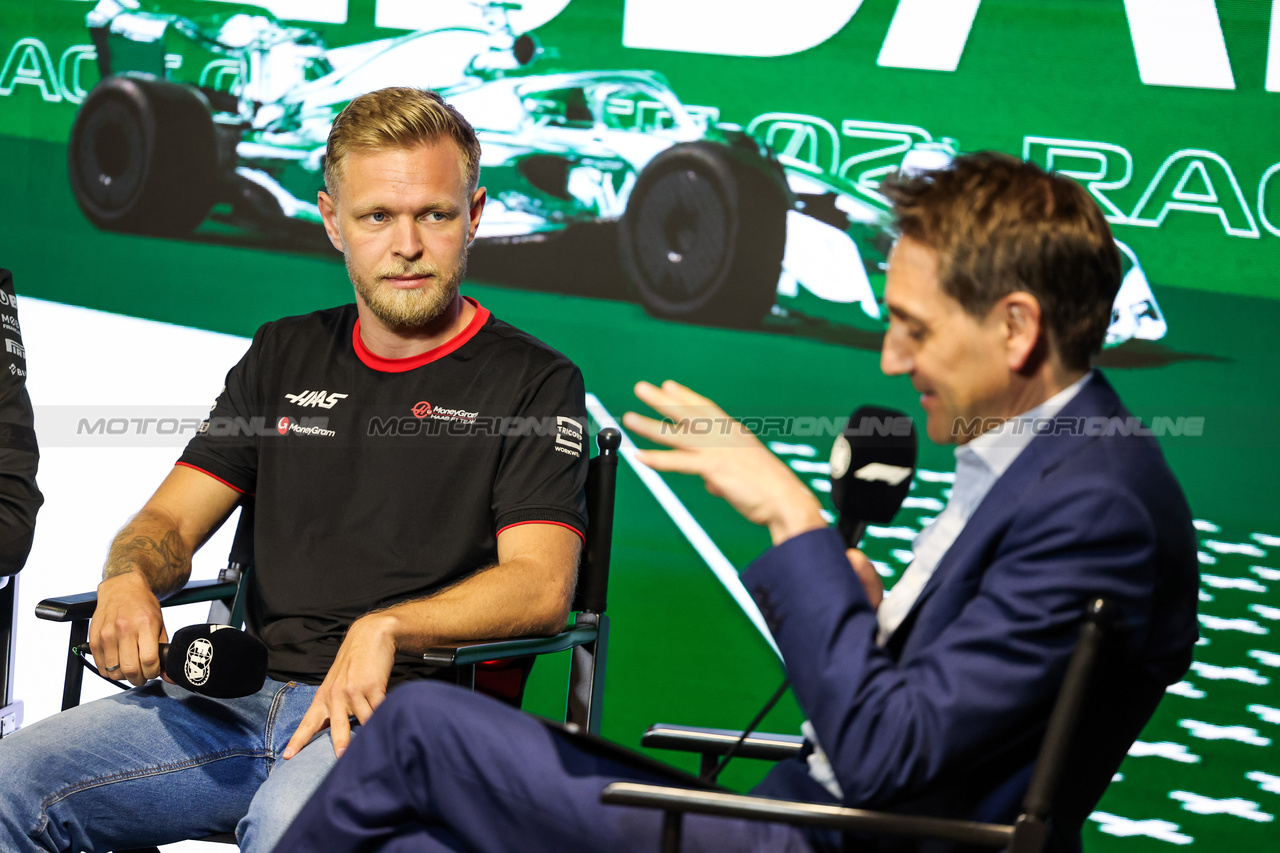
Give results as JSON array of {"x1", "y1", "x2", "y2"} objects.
[
  {"x1": 285, "y1": 390, "x2": 348, "y2": 409},
  {"x1": 276, "y1": 416, "x2": 336, "y2": 438},
  {"x1": 411, "y1": 401, "x2": 478, "y2": 422}
]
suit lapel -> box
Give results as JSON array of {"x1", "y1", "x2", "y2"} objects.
[{"x1": 885, "y1": 372, "x2": 1125, "y2": 657}]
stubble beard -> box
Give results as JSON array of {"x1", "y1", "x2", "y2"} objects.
[{"x1": 349, "y1": 246, "x2": 469, "y2": 330}]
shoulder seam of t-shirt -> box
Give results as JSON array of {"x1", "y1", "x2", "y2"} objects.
[
  {"x1": 516, "y1": 356, "x2": 581, "y2": 396},
  {"x1": 484, "y1": 315, "x2": 577, "y2": 366}
]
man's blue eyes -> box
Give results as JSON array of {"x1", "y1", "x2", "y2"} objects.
[{"x1": 366, "y1": 212, "x2": 446, "y2": 222}]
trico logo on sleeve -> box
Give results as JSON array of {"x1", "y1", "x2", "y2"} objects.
[
  {"x1": 184, "y1": 637, "x2": 213, "y2": 686},
  {"x1": 555, "y1": 416, "x2": 584, "y2": 458},
  {"x1": 285, "y1": 390, "x2": 348, "y2": 409}
]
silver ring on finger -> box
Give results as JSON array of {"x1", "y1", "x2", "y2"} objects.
[{"x1": 105, "y1": 664, "x2": 121, "y2": 673}]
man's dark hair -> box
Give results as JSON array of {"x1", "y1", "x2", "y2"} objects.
[{"x1": 881, "y1": 152, "x2": 1121, "y2": 371}]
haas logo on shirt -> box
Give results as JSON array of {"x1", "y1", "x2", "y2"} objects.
[
  {"x1": 285, "y1": 390, "x2": 348, "y2": 409},
  {"x1": 412, "y1": 401, "x2": 433, "y2": 419}
]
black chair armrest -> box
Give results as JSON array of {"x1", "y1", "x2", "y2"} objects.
[
  {"x1": 642, "y1": 724, "x2": 805, "y2": 762},
  {"x1": 422, "y1": 624, "x2": 599, "y2": 667},
  {"x1": 35, "y1": 579, "x2": 240, "y2": 623},
  {"x1": 600, "y1": 783, "x2": 1014, "y2": 848}
]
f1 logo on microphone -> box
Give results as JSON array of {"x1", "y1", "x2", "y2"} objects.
[
  {"x1": 184, "y1": 638, "x2": 213, "y2": 686},
  {"x1": 854, "y1": 462, "x2": 913, "y2": 486}
]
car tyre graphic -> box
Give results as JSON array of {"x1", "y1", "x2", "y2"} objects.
[
  {"x1": 68, "y1": 74, "x2": 218, "y2": 236},
  {"x1": 621, "y1": 142, "x2": 787, "y2": 326}
]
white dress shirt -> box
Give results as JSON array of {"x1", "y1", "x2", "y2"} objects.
[{"x1": 875, "y1": 372, "x2": 1093, "y2": 644}]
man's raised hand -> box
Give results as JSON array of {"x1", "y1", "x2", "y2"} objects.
[
  {"x1": 622, "y1": 380, "x2": 827, "y2": 545},
  {"x1": 847, "y1": 548, "x2": 884, "y2": 610}
]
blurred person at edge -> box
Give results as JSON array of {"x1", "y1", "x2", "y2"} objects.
[{"x1": 0, "y1": 269, "x2": 40, "y2": 580}]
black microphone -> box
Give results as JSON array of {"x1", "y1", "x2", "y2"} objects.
[
  {"x1": 829, "y1": 406, "x2": 917, "y2": 547},
  {"x1": 160, "y1": 624, "x2": 269, "y2": 698},
  {"x1": 79, "y1": 624, "x2": 269, "y2": 699}
]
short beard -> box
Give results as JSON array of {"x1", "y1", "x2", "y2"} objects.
[{"x1": 349, "y1": 247, "x2": 468, "y2": 329}]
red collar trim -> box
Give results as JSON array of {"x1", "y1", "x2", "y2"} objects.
[{"x1": 353, "y1": 298, "x2": 490, "y2": 373}]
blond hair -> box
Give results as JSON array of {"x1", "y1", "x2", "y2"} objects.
[{"x1": 323, "y1": 87, "x2": 481, "y2": 197}]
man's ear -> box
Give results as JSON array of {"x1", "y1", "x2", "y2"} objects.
[
  {"x1": 1002, "y1": 291, "x2": 1043, "y2": 372},
  {"x1": 318, "y1": 191, "x2": 345, "y2": 253},
  {"x1": 467, "y1": 187, "x2": 487, "y2": 244}
]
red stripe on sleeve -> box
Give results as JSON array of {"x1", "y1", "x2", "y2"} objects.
[
  {"x1": 174, "y1": 461, "x2": 252, "y2": 495},
  {"x1": 496, "y1": 520, "x2": 586, "y2": 542}
]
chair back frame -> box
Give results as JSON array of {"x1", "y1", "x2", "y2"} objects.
[
  {"x1": 1, "y1": 575, "x2": 20, "y2": 737},
  {"x1": 605, "y1": 597, "x2": 1115, "y2": 853}
]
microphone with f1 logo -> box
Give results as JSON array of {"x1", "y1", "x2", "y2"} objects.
[
  {"x1": 79, "y1": 623, "x2": 269, "y2": 699},
  {"x1": 829, "y1": 406, "x2": 917, "y2": 548}
]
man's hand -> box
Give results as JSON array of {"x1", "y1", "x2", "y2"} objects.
[
  {"x1": 623, "y1": 380, "x2": 827, "y2": 545},
  {"x1": 848, "y1": 548, "x2": 884, "y2": 610},
  {"x1": 90, "y1": 571, "x2": 169, "y2": 687},
  {"x1": 89, "y1": 466, "x2": 243, "y2": 688},
  {"x1": 283, "y1": 612, "x2": 398, "y2": 760}
]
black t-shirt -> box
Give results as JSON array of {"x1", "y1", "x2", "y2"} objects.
[
  {"x1": 0, "y1": 269, "x2": 41, "y2": 576},
  {"x1": 178, "y1": 299, "x2": 588, "y2": 685}
]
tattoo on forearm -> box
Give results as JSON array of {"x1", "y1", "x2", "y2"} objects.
[{"x1": 105, "y1": 523, "x2": 189, "y2": 593}]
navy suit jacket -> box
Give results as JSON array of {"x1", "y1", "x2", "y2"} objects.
[{"x1": 744, "y1": 371, "x2": 1199, "y2": 851}]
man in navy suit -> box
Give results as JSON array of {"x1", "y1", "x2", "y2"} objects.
[{"x1": 275, "y1": 153, "x2": 1199, "y2": 852}]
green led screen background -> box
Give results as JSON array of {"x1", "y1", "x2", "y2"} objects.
[{"x1": 2, "y1": 1, "x2": 1278, "y2": 848}]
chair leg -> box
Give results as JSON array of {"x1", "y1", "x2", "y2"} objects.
[
  {"x1": 62, "y1": 619, "x2": 89, "y2": 711},
  {"x1": 1, "y1": 576, "x2": 19, "y2": 737},
  {"x1": 661, "y1": 811, "x2": 683, "y2": 853},
  {"x1": 567, "y1": 614, "x2": 608, "y2": 734},
  {"x1": 1, "y1": 575, "x2": 16, "y2": 707},
  {"x1": 454, "y1": 663, "x2": 475, "y2": 691}
]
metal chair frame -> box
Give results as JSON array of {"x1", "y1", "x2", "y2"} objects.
[
  {"x1": 603, "y1": 598, "x2": 1114, "y2": 853},
  {"x1": 1, "y1": 574, "x2": 21, "y2": 738}
]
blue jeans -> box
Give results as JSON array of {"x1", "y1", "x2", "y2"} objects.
[{"x1": 0, "y1": 677, "x2": 337, "y2": 852}]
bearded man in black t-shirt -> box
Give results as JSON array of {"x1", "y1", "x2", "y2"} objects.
[{"x1": 0, "y1": 88, "x2": 587, "y2": 853}]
